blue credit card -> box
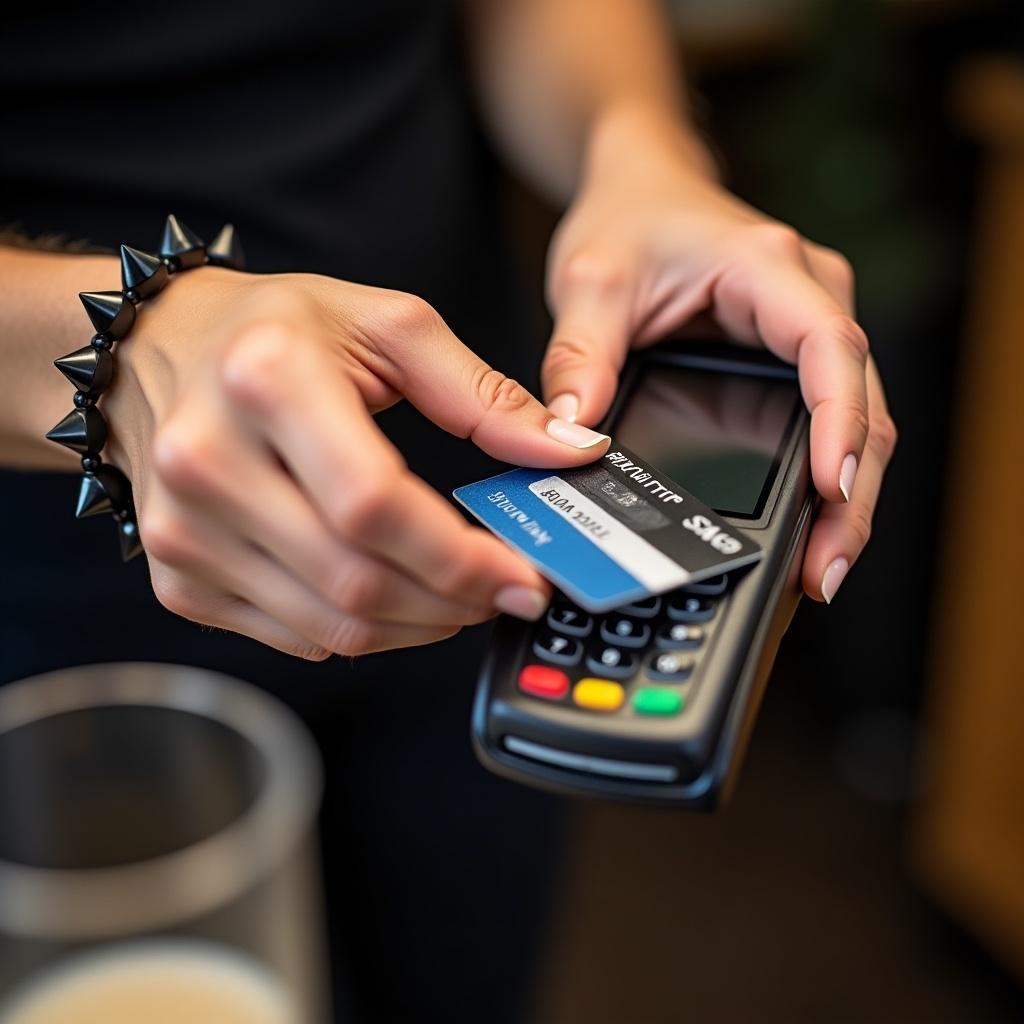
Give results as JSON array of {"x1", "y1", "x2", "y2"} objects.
[{"x1": 453, "y1": 442, "x2": 763, "y2": 613}]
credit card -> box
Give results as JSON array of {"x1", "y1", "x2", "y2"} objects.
[{"x1": 453, "y1": 442, "x2": 763, "y2": 613}]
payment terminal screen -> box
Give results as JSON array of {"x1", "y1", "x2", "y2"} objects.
[{"x1": 615, "y1": 365, "x2": 801, "y2": 519}]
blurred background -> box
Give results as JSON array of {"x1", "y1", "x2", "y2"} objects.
[
  {"x1": 505, "y1": 0, "x2": 1024, "y2": 1020},
  {"x1": 4, "y1": 2, "x2": 1023, "y2": 1021}
]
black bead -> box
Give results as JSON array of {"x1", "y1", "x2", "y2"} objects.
[
  {"x1": 161, "y1": 256, "x2": 177, "y2": 274},
  {"x1": 46, "y1": 406, "x2": 107, "y2": 455},
  {"x1": 125, "y1": 289, "x2": 140, "y2": 305},
  {"x1": 73, "y1": 391, "x2": 95, "y2": 408},
  {"x1": 81, "y1": 454, "x2": 101, "y2": 472},
  {"x1": 80, "y1": 291, "x2": 136, "y2": 340},
  {"x1": 159, "y1": 214, "x2": 206, "y2": 270},
  {"x1": 55, "y1": 345, "x2": 113, "y2": 395},
  {"x1": 119, "y1": 517, "x2": 144, "y2": 561},
  {"x1": 90, "y1": 333, "x2": 113, "y2": 351},
  {"x1": 120, "y1": 244, "x2": 169, "y2": 299},
  {"x1": 206, "y1": 223, "x2": 246, "y2": 270}
]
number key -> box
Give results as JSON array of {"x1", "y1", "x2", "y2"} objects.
[
  {"x1": 586, "y1": 645, "x2": 638, "y2": 680},
  {"x1": 655, "y1": 622, "x2": 705, "y2": 649},
  {"x1": 667, "y1": 595, "x2": 716, "y2": 623},
  {"x1": 600, "y1": 616, "x2": 651, "y2": 648},
  {"x1": 533, "y1": 632, "x2": 583, "y2": 666},
  {"x1": 547, "y1": 605, "x2": 593, "y2": 637},
  {"x1": 647, "y1": 651, "x2": 695, "y2": 681}
]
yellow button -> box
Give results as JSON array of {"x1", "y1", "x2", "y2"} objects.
[{"x1": 573, "y1": 678, "x2": 625, "y2": 712}]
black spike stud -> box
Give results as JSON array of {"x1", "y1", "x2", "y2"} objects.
[
  {"x1": 46, "y1": 407, "x2": 107, "y2": 455},
  {"x1": 75, "y1": 473, "x2": 111, "y2": 519},
  {"x1": 206, "y1": 223, "x2": 245, "y2": 270},
  {"x1": 120, "y1": 244, "x2": 169, "y2": 300},
  {"x1": 54, "y1": 345, "x2": 113, "y2": 396},
  {"x1": 118, "y1": 517, "x2": 143, "y2": 561},
  {"x1": 75, "y1": 465, "x2": 131, "y2": 519},
  {"x1": 80, "y1": 291, "x2": 136, "y2": 340},
  {"x1": 159, "y1": 214, "x2": 206, "y2": 270}
]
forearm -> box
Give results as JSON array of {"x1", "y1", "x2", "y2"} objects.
[
  {"x1": 464, "y1": 0, "x2": 716, "y2": 204},
  {"x1": 0, "y1": 245, "x2": 120, "y2": 469}
]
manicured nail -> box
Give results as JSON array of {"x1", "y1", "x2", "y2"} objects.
[
  {"x1": 495, "y1": 585, "x2": 548, "y2": 621},
  {"x1": 546, "y1": 417, "x2": 609, "y2": 449},
  {"x1": 839, "y1": 453, "x2": 858, "y2": 503},
  {"x1": 821, "y1": 557, "x2": 849, "y2": 605},
  {"x1": 547, "y1": 393, "x2": 580, "y2": 423}
]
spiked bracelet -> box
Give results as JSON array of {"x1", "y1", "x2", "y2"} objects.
[{"x1": 45, "y1": 215, "x2": 245, "y2": 560}]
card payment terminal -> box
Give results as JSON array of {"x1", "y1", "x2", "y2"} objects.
[{"x1": 472, "y1": 341, "x2": 815, "y2": 809}]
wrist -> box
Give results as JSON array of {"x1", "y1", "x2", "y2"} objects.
[
  {"x1": 42, "y1": 215, "x2": 247, "y2": 560},
  {"x1": 0, "y1": 249, "x2": 120, "y2": 468},
  {"x1": 102, "y1": 262, "x2": 250, "y2": 480},
  {"x1": 581, "y1": 100, "x2": 720, "y2": 192}
]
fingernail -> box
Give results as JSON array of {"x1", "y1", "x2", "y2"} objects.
[
  {"x1": 839, "y1": 453, "x2": 858, "y2": 503},
  {"x1": 821, "y1": 557, "x2": 849, "y2": 605},
  {"x1": 547, "y1": 393, "x2": 580, "y2": 423},
  {"x1": 546, "y1": 417, "x2": 609, "y2": 449},
  {"x1": 495, "y1": 585, "x2": 548, "y2": 621}
]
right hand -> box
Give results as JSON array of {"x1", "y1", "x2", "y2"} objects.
[{"x1": 103, "y1": 268, "x2": 610, "y2": 661}]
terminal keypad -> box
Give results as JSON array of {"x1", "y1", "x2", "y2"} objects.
[{"x1": 521, "y1": 577, "x2": 728, "y2": 717}]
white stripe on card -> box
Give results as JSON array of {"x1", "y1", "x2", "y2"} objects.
[{"x1": 528, "y1": 476, "x2": 691, "y2": 593}]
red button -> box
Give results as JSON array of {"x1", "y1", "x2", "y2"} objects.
[{"x1": 518, "y1": 664, "x2": 569, "y2": 700}]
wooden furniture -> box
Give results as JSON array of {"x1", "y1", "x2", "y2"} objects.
[{"x1": 914, "y1": 56, "x2": 1024, "y2": 980}]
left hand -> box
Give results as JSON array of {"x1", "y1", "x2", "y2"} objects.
[{"x1": 542, "y1": 113, "x2": 897, "y2": 604}]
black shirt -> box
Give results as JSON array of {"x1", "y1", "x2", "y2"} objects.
[{"x1": 1, "y1": 4, "x2": 561, "y2": 1021}]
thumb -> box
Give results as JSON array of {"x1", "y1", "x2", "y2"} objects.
[
  {"x1": 369, "y1": 294, "x2": 610, "y2": 468},
  {"x1": 542, "y1": 269, "x2": 633, "y2": 427}
]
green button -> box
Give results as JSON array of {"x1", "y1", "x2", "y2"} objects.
[{"x1": 633, "y1": 687, "x2": 683, "y2": 716}]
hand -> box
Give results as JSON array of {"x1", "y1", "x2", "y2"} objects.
[
  {"x1": 104, "y1": 269, "x2": 610, "y2": 660},
  {"x1": 541, "y1": 109, "x2": 897, "y2": 603}
]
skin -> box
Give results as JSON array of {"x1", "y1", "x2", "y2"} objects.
[
  {"x1": 467, "y1": 0, "x2": 897, "y2": 604},
  {"x1": 0, "y1": 0, "x2": 896, "y2": 659},
  {"x1": 539, "y1": 116, "x2": 896, "y2": 602},
  {"x1": 2, "y1": 253, "x2": 610, "y2": 659}
]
